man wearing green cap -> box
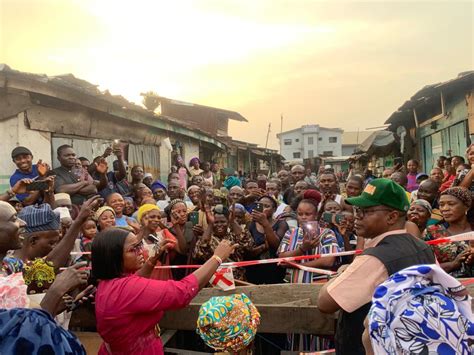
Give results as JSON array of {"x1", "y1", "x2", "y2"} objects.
[{"x1": 317, "y1": 178, "x2": 435, "y2": 355}]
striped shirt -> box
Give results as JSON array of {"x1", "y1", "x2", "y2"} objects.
[{"x1": 278, "y1": 226, "x2": 340, "y2": 284}]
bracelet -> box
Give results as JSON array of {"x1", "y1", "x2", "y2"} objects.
[{"x1": 212, "y1": 255, "x2": 223, "y2": 266}]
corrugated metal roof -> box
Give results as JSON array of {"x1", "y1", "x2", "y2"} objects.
[
  {"x1": 385, "y1": 71, "x2": 474, "y2": 125},
  {"x1": 0, "y1": 64, "x2": 228, "y2": 148},
  {"x1": 341, "y1": 131, "x2": 373, "y2": 146}
]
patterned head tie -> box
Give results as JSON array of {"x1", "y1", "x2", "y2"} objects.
[
  {"x1": 196, "y1": 293, "x2": 260, "y2": 352},
  {"x1": 441, "y1": 186, "x2": 472, "y2": 207}
]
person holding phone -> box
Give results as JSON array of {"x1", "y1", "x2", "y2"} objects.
[
  {"x1": 246, "y1": 196, "x2": 289, "y2": 284},
  {"x1": 277, "y1": 197, "x2": 340, "y2": 352}
]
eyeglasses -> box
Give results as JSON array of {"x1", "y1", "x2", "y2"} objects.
[
  {"x1": 126, "y1": 241, "x2": 144, "y2": 255},
  {"x1": 354, "y1": 207, "x2": 394, "y2": 218}
]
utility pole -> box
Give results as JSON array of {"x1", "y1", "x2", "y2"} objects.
[{"x1": 265, "y1": 122, "x2": 271, "y2": 149}]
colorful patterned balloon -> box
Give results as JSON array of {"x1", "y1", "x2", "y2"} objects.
[{"x1": 196, "y1": 293, "x2": 260, "y2": 352}]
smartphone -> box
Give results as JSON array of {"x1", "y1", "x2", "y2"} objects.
[
  {"x1": 254, "y1": 203, "x2": 264, "y2": 212},
  {"x1": 26, "y1": 180, "x2": 49, "y2": 191},
  {"x1": 189, "y1": 211, "x2": 199, "y2": 226},
  {"x1": 322, "y1": 212, "x2": 346, "y2": 225},
  {"x1": 302, "y1": 221, "x2": 319, "y2": 239}
]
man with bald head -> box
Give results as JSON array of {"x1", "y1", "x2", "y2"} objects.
[
  {"x1": 283, "y1": 165, "x2": 307, "y2": 204},
  {"x1": 0, "y1": 201, "x2": 26, "y2": 270}
]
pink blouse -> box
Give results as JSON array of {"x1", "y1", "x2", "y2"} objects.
[{"x1": 95, "y1": 273, "x2": 199, "y2": 355}]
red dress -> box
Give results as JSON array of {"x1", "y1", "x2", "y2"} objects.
[{"x1": 95, "y1": 273, "x2": 199, "y2": 354}]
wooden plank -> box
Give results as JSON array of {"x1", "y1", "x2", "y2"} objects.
[{"x1": 70, "y1": 282, "x2": 474, "y2": 335}]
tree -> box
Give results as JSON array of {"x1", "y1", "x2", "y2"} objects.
[{"x1": 140, "y1": 91, "x2": 160, "y2": 112}]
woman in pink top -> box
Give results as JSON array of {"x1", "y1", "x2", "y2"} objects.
[{"x1": 91, "y1": 227, "x2": 236, "y2": 355}]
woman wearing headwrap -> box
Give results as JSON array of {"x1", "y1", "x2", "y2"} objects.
[
  {"x1": 223, "y1": 176, "x2": 241, "y2": 190},
  {"x1": 137, "y1": 204, "x2": 181, "y2": 280},
  {"x1": 407, "y1": 199, "x2": 432, "y2": 234},
  {"x1": 423, "y1": 187, "x2": 474, "y2": 276},
  {"x1": 367, "y1": 264, "x2": 474, "y2": 355},
  {"x1": 92, "y1": 228, "x2": 236, "y2": 355},
  {"x1": 95, "y1": 206, "x2": 116, "y2": 231},
  {"x1": 151, "y1": 180, "x2": 168, "y2": 202},
  {"x1": 193, "y1": 204, "x2": 254, "y2": 281}
]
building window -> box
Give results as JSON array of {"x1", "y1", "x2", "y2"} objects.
[
  {"x1": 308, "y1": 150, "x2": 314, "y2": 158},
  {"x1": 308, "y1": 137, "x2": 314, "y2": 145},
  {"x1": 284, "y1": 139, "x2": 292, "y2": 145},
  {"x1": 329, "y1": 137, "x2": 337, "y2": 143},
  {"x1": 318, "y1": 137, "x2": 322, "y2": 141},
  {"x1": 295, "y1": 139, "x2": 299, "y2": 142},
  {"x1": 322, "y1": 151, "x2": 333, "y2": 156},
  {"x1": 293, "y1": 152, "x2": 301, "y2": 159}
]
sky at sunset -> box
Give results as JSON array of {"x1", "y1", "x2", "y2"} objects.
[{"x1": 1, "y1": 0, "x2": 472, "y2": 149}]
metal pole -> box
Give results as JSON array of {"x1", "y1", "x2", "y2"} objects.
[{"x1": 265, "y1": 123, "x2": 271, "y2": 149}]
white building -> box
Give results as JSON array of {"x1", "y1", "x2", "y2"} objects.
[{"x1": 277, "y1": 125, "x2": 343, "y2": 161}]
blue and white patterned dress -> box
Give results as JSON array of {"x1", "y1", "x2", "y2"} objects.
[{"x1": 369, "y1": 264, "x2": 474, "y2": 354}]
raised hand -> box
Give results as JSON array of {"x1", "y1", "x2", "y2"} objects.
[
  {"x1": 126, "y1": 218, "x2": 141, "y2": 233},
  {"x1": 102, "y1": 147, "x2": 113, "y2": 158},
  {"x1": 77, "y1": 195, "x2": 102, "y2": 221},
  {"x1": 37, "y1": 159, "x2": 50, "y2": 177},
  {"x1": 213, "y1": 239, "x2": 237, "y2": 261},
  {"x1": 95, "y1": 158, "x2": 108, "y2": 174}
]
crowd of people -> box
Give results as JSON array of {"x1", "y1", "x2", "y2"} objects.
[{"x1": 1, "y1": 142, "x2": 474, "y2": 354}]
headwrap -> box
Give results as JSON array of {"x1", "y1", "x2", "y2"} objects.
[
  {"x1": 151, "y1": 180, "x2": 167, "y2": 192},
  {"x1": 303, "y1": 189, "x2": 322, "y2": 205},
  {"x1": 223, "y1": 176, "x2": 241, "y2": 190},
  {"x1": 189, "y1": 157, "x2": 200, "y2": 166},
  {"x1": 369, "y1": 264, "x2": 474, "y2": 354},
  {"x1": 0, "y1": 273, "x2": 29, "y2": 309},
  {"x1": 416, "y1": 172, "x2": 429, "y2": 181},
  {"x1": 144, "y1": 173, "x2": 153, "y2": 179},
  {"x1": 441, "y1": 186, "x2": 472, "y2": 207},
  {"x1": 19, "y1": 204, "x2": 60, "y2": 233},
  {"x1": 167, "y1": 199, "x2": 186, "y2": 211},
  {"x1": 94, "y1": 206, "x2": 115, "y2": 221},
  {"x1": 137, "y1": 204, "x2": 160, "y2": 223},
  {"x1": 213, "y1": 189, "x2": 225, "y2": 200},
  {"x1": 187, "y1": 185, "x2": 200, "y2": 193},
  {"x1": 230, "y1": 203, "x2": 246, "y2": 213},
  {"x1": 0, "y1": 308, "x2": 85, "y2": 354},
  {"x1": 411, "y1": 198, "x2": 432, "y2": 214},
  {"x1": 22, "y1": 258, "x2": 55, "y2": 293},
  {"x1": 197, "y1": 293, "x2": 260, "y2": 352},
  {"x1": 54, "y1": 193, "x2": 72, "y2": 207}
]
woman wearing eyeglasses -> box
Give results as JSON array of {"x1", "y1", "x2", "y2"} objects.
[
  {"x1": 192, "y1": 204, "x2": 254, "y2": 281},
  {"x1": 91, "y1": 227, "x2": 236, "y2": 355}
]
